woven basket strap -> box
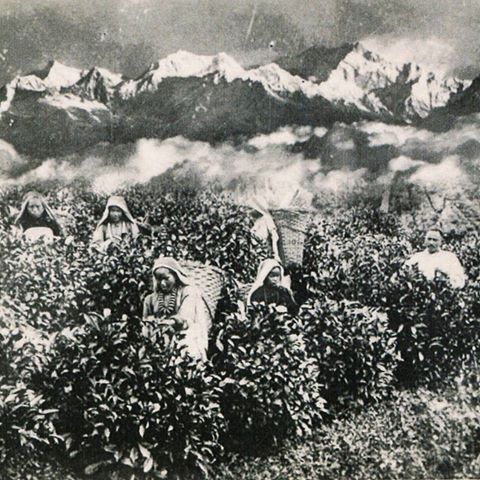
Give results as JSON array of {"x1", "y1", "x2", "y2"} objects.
[{"x1": 201, "y1": 294, "x2": 215, "y2": 320}]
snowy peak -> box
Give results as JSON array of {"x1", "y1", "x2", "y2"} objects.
[
  {"x1": 69, "y1": 66, "x2": 123, "y2": 102},
  {"x1": 15, "y1": 75, "x2": 47, "y2": 92},
  {"x1": 118, "y1": 50, "x2": 215, "y2": 97},
  {"x1": 246, "y1": 63, "x2": 320, "y2": 98},
  {"x1": 250, "y1": 63, "x2": 302, "y2": 93},
  {"x1": 315, "y1": 42, "x2": 469, "y2": 120},
  {"x1": 117, "y1": 50, "x2": 321, "y2": 100},
  {"x1": 1, "y1": 43, "x2": 478, "y2": 161},
  {"x1": 210, "y1": 52, "x2": 246, "y2": 81},
  {"x1": 443, "y1": 74, "x2": 480, "y2": 114},
  {"x1": 148, "y1": 50, "x2": 215, "y2": 78},
  {"x1": 118, "y1": 51, "x2": 246, "y2": 97},
  {"x1": 146, "y1": 50, "x2": 244, "y2": 80},
  {"x1": 404, "y1": 72, "x2": 467, "y2": 118},
  {"x1": 322, "y1": 42, "x2": 406, "y2": 92},
  {"x1": 6, "y1": 61, "x2": 84, "y2": 94},
  {"x1": 33, "y1": 60, "x2": 85, "y2": 89},
  {"x1": 0, "y1": 74, "x2": 49, "y2": 114},
  {"x1": 12, "y1": 48, "x2": 463, "y2": 123},
  {"x1": 81, "y1": 67, "x2": 123, "y2": 86},
  {"x1": 0, "y1": 61, "x2": 86, "y2": 114},
  {"x1": 350, "y1": 41, "x2": 375, "y2": 58}
]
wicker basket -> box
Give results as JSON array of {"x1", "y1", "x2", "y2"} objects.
[
  {"x1": 270, "y1": 209, "x2": 312, "y2": 266},
  {"x1": 180, "y1": 260, "x2": 226, "y2": 317}
]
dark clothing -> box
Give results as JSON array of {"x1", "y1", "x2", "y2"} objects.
[
  {"x1": 250, "y1": 285, "x2": 299, "y2": 315},
  {"x1": 18, "y1": 213, "x2": 62, "y2": 236}
]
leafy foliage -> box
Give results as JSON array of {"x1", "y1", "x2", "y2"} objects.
[
  {"x1": 385, "y1": 270, "x2": 480, "y2": 387},
  {"x1": 213, "y1": 372, "x2": 480, "y2": 480},
  {"x1": 212, "y1": 304, "x2": 326, "y2": 452},
  {"x1": 39, "y1": 313, "x2": 225, "y2": 478},
  {"x1": 304, "y1": 226, "x2": 410, "y2": 306},
  {"x1": 300, "y1": 298, "x2": 398, "y2": 407},
  {"x1": 0, "y1": 235, "x2": 89, "y2": 331},
  {"x1": 0, "y1": 314, "x2": 61, "y2": 473}
]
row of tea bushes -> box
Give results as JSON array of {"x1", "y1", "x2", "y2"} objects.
[{"x1": 213, "y1": 372, "x2": 480, "y2": 480}]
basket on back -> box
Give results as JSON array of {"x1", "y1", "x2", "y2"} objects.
[
  {"x1": 269, "y1": 209, "x2": 312, "y2": 266},
  {"x1": 179, "y1": 260, "x2": 226, "y2": 318}
]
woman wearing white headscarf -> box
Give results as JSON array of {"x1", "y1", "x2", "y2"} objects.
[
  {"x1": 91, "y1": 196, "x2": 140, "y2": 253},
  {"x1": 14, "y1": 191, "x2": 63, "y2": 242},
  {"x1": 247, "y1": 258, "x2": 298, "y2": 315},
  {"x1": 143, "y1": 256, "x2": 212, "y2": 361}
]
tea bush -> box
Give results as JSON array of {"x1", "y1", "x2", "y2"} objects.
[
  {"x1": 453, "y1": 233, "x2": 480, "y2": 281},
  {"x1": 318, "y1": 207, "x2": 403, "y2": 238},
  {"x1": 39, "y1": 313, "x2": 226, "y2": 478},
  {"x1": 304, "y1": 219, "x2": 480, "y2": 390},
  {"x1": 0, "y1": 380, "x2": 62, "y2": 470},
  {"x1": 300, "y1": 298, "x2": 398, "y2": 407},
  {"x1": 385, "y1": 269, "x2": 480, "y2": 387},
  {"x1": 0, "y1": 311, "x2": 61, "y2": 474},
  {"x1": 0, "y1": 233, "x2": 90, "y2": 331},
  {"x1": 212, "y1": 304, "x2": 327, "y2": 453},
  {"x1": 72, "y1": 239, "x2": 154, "y2": 318},
  {"x1": 304, "y1": 227, "x2": 410, "y2": 306},
  {"x1": 0, "y1": 309, "x2": 53, "y2": 381},
  {"x1": 213, "y1": 371, "x2": 480, "y2": 480},
  {"x1": 0, "y1": 451, "x2": 78, "y2": 480}
]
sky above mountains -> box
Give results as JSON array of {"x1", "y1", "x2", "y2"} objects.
[{"x1": 0, "y1": 0, "x2": 479, "y2": 86}]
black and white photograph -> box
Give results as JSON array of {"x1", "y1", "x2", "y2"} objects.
[{"x1": 1, "y1": 0, "x2": 480, "y2": 478}]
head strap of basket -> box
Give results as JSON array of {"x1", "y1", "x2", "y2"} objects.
[
  {"x1": 269, "y1": 209, "x2": 313, "y2": 265},
  {"x1": 179, "y1": 260, "x2": 226, "y2": 317}
]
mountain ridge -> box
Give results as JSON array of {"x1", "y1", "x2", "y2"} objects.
[{"x1": 0, "y1": 43, "x2": 478, "y2": 158}]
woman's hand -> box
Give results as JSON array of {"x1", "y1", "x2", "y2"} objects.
[
  {"x1": 157, "y1": 318, "x2": 176, "y2": 327},
  {"x1": 169, "y1": 316, "x2": 187, "y2": 330}
]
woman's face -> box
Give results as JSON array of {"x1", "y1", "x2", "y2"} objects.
[
  {"x1": 27, "y1": 198, "x2": 44, "y2": 218},
  {"x1": 108, "y1": 206, "x2": 123, "y2": 223},
  {"x1": 155, "y1": 267, "x2": 178, "y2": 293},
  {"x1": 265, "y1": 266, "x2": 282, "y2": 287}
]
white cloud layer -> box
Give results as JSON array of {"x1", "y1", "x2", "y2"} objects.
[
  {"x1": 248, "y1": 125, "x2": 314, "y2": 149},
  {"x1": 410, "y1": 156, "x2": 466, "y2": 188},
  {"x1": 2, "y1": 111, "x2": 480, "y2": 207},
  {"x1": 389, "y1": 156, "x2": 425, "y2": 172}
]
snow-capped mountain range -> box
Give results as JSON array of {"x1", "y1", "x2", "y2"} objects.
[
  {"x1": 0, "y1": 42, "x2": 477, "y2": 158},
  {"x1": 313, "y1": 43, "x2": 468, "y2": 119}
]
